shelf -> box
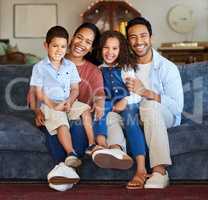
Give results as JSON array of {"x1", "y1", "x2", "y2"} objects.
[{"x1": 158, "y1": 46, "x2": 205, "y2": 51}]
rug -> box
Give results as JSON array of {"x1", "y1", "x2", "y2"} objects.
[{"x1": 0, "y1": 183, "x2": 207, "y2": 200}]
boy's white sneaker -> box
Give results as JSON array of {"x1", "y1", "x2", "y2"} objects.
[
  {"x1": 49, "y1": 183, "x2": 73, "y2": 192},
  {"x1": 65, "y1": 152, "x2": 82, "y2": 168},
  {"x1": 144, "y1": 171, "x2": 169, "y2": 189},
  {"x1": 48, "y1": 162, "x2": 80, "y2": 185}
]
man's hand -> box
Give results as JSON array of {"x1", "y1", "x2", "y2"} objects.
[
  {"x1": 113, "y1": 99, "x2": 128, "y2": 112},
  {"x1": 34, "y1": 109, "x2": 45, "y2": 127}
]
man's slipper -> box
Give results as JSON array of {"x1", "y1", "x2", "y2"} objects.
[{"x1": 126, "y1": 173, "x2": 148, "y2": 189}]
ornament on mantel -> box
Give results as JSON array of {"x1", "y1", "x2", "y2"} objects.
[
  {"x1": 80, "y1": 0, "x2": 133, "y2": 17},
  {"x1": 81, "y1": 0, "x2": 140, "y2": 34}
]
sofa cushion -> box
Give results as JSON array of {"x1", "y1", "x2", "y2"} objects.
[
  {"x1": 0, "y1": 114, "x2": 48, "y2": 152},
  {"x1": 168, "y1": 124, "x2": 208, "y2": 156}
]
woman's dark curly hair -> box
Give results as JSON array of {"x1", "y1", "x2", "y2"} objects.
[{"x1": 97, "y1": 31, "x2": 137, "y2": 70}]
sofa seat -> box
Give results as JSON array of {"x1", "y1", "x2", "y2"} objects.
[
  {"x1": 168, "y1": 124, "x2": 208, "y2": 156},
  {"x1": 0, "y1": 114, "x2": 135, "y2": 181},
  {"x1": 1, "y1": 113, "x2": 208, "y2": 181},
  {"x1": 0, "y1": 114, "x2": 47, "y2": 152},
  {"x1": 0, "y1": 114, "x2": 54, "y2": 180},
  {"x1": 167, "y1": 124, "x2": 208, "y2": 180}
]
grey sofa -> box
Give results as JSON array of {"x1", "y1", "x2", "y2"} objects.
[{"x1": 0, "y1": 62, "x2": 208, "y2": 181}]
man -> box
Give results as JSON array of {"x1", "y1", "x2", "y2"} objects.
[{"x1": 125, "y1": 17, "x2": 184, "y2": 188}]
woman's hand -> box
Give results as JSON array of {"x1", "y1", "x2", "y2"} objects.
[
  {"x1": 34, "y1": 109, "x2": 45, "y2": 127},
  {"x1": 92, "y1": 104, "x2": 104, "y2": 120},
  {"x1": 92, "y1": 98, "x2": 104, "y2": 120}
]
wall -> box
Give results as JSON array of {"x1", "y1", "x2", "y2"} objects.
[
  {"x1": 0, "y1": 0, "x2": 2, "y2": 35},
  {"x1": 0, "y1": 0, "x2": 208, "y2": 57},
  {"x1": 130, "y1": 0, "x2": 208, "y2": 48},
  {"x1": 0, "y1": 0, "x2": 90, "y2": 57}
]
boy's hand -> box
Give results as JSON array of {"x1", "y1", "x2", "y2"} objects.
[
  {"x1": 64, "y1": 101, "x2": 71, "y2": 112},
  {"x1": 54, "y1": 101, "x2": 66, "y2": 111},
  {"x1": 113, "y1": 99, "x2": 128, "y2": 112}
]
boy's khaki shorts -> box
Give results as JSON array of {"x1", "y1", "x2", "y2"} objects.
[{"x1": 41, "y1": 101, "x2": 90, "y2": 135}]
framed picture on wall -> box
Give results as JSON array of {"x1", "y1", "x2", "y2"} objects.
[{"x1": 13, "y1": 4, "x2": 58, "y2": 38}]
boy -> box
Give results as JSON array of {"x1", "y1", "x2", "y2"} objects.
[{"x1": 30, "y1": 26, "x2": 96, "y2": 168}]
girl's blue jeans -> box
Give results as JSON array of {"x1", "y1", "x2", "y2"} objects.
[{"x1": 94, "y1": 101, "x2": 146, "y2": 157}]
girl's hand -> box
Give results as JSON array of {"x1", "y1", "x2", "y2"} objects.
[
  {"x1": 126, "y1": 77, "x2": 145, "y2": 95},
  {"x1": 113, "y1": 99, "x2": 128, "y2": 112},
  {"x1": 126, "y1": 77, "x2": 161, "y2": 102}
]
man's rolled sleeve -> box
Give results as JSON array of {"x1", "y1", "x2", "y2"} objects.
[{"x1": 160, "y1": 67, "x2": 184, "y2": 116}]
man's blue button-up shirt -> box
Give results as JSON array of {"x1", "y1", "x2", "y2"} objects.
[{"x1": 146, "y1": 49, "x2": 184, "y2": 126}]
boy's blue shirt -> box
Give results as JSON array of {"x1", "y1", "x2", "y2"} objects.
[{"x1": 30, "y1": 57, "x2": 80, "y2": 101}]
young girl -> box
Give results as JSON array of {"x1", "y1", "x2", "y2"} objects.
[{"x1": 93, "y1": 31, "x2": 148, "y2": 189}]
